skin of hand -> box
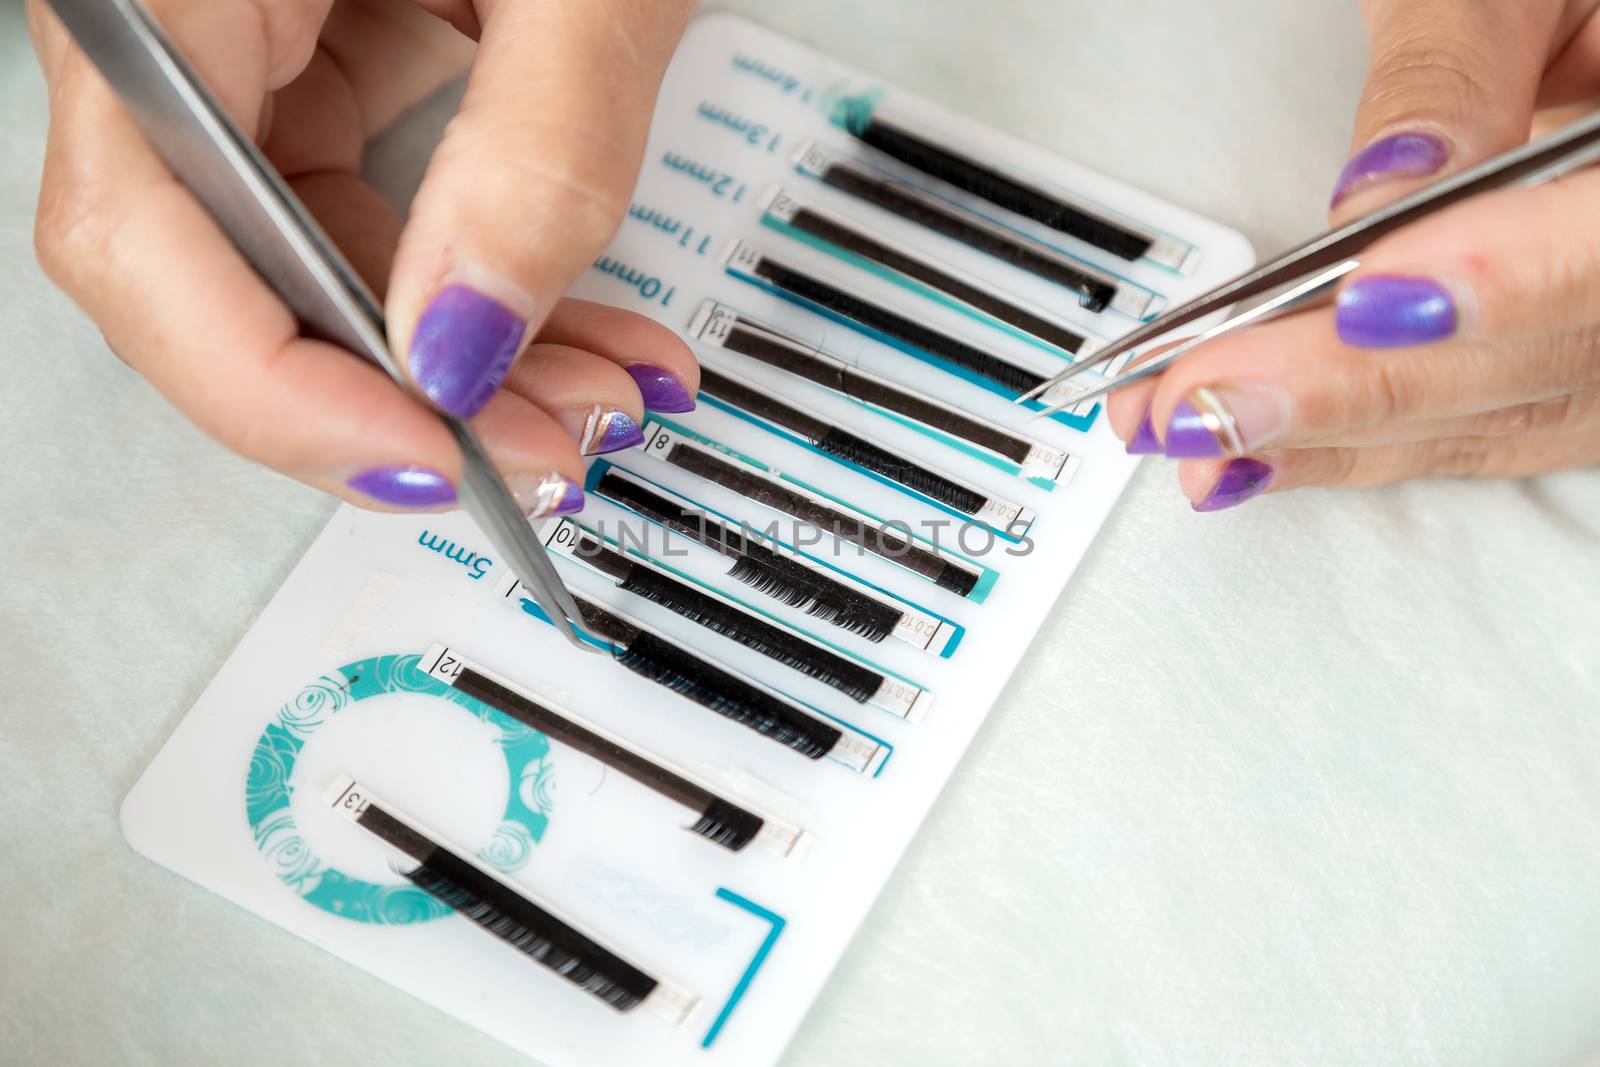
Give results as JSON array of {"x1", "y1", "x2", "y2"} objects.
[
  {"x1": 27, "y1": 0, "x2": 700, "y2": 516},
  {"x1": 1107, "y1": 0, "x2": 1600, "y2": 512}
]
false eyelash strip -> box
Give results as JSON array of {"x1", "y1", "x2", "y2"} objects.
[
  {"x1": 760, "y1": 185, "x2": 1097, "y2": 351},
  {"x1": 536, "y1": 521, "x2": 934, "y2": 720},
  {"x1": 722, "y1": 241, "x2": 1098, "y2": 418},
  {"x1": 829, "y1": 93, "x2": 1198, "y2": 273},
  {"x1": 589, "y1": 465, "x2": 964, "y2": 657},
  {"x1": 510, "y1": 583, "x2": 891, "y2": 776},
  {"x1": 324, "y1": 775, "x2": 699, "y2": 1022},
  {"x1": 690, "y1": 300, "x2": 1075, "y2": 489},
  {"x1": 417, "y1": 645, "x2": 810, "y2": 854},
  {"x1": 792, "y1": 143, "x2": 1160, "y2": 320},
  {"x1": 633, "y1": 417, "x2": 1001, "y2": 591},
  {"x1": 696, "y1": 365, "x2": 1037, "y2": 539}
]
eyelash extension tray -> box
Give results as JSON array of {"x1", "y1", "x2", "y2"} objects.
[{"x1": 119, "y1": 13, "x2": 1254, "y2": 1066}]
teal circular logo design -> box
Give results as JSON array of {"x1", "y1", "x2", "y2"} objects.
[{"x1": 245, "y1": 652, "x2": 554, "y2": 924}]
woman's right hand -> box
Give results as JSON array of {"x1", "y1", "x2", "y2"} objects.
[{"x1": 28, "y1": 0, "x2": 700, "y2": 515}]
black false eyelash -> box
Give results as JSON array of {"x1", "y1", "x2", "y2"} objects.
[
  {"x1": 722, "y1": 321, "x2": 1034, "y2": 466},
  {"x1": 663, "y1": 443, "x2": 980, "y2": 596},
  {"x1": 751, "y1": 257, "x2": 1048, "y2": 396},
  {"x1": 615, "y1": 631, "x2": 843, "y2": 761},
  {"x1": 818, "y1": 160, "x2": 1117, "y2": 311},
  {"x1": 592, "y1": 470, "x2": 906, "y2": 640},
  {"x1": 697, "y1": 368, "x2": 991, "y2": 517},
  {"x1": 846, "y1": 114, "x2": 1155, "y2": 262},
  {"x1": 784, "y1": 205, "x2": 1089, "y2": 351},
  {"x1": 612, "y1": 561, "x2": 884, "y2": 704},
  {"x1": 352, "y1": 802, "x2": 658, "y2": 1011},
  {"x1": 569, "y1": 596, "x2": 846, "y2": 761},
  {"x1": 723, "y1": 551, "x2": 901, "y2": 643},
  {"x1": 451, "y1": 665, "x2": 765, "y2": 852}
]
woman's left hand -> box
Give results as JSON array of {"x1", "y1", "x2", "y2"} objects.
[{"x1": 1109, "y1": 0, "x2": 1600, "y2": 511}]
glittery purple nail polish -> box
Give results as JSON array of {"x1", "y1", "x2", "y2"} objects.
[
  {"x1": 583, "y1": 409, "x2": 644, "y2": 455},
  {"x1": 1193, "y1": 458, "x2": 1273, "y2": 513},
  {"x1": 347, "y1": 465, "x2": 457, "y2": 509},
  {"x1": 1126, "y1": 407, "x2": 1162, "y2": 454},
  {"x1": 1336, "y1": 275, "x2": 1458, "y2": 348},
  {"x1": 509, "y1": 473, "x2": 585, "y2": 518},
  {"x1": 626, "y1": 364, "x2": 696, "y2": 413},
  {"x1": 1164, "y1": 398, "x2": 1228, "y2": 459},
  {"x1": 408, "y1": 284, "x2": 527, "y2": 418},
  {"x1": 1330, "y1": 132, "x2": 1449, "y2": 209}
]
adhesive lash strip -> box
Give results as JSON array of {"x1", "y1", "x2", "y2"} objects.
[
  {"x1": 632, "y1": 416, "x2": 1001, "y2": 591},
  {"x1": 721, "y1": 241, "x2": 1100, "y2": 421},
  {"x1": 588, "y1": 465, "x2": 965, "y2": 658},
  {"x1": 324, "y1": 776, "x2": 698, "y2": 1022},
  {"x1": 417, "y1": 646, "x2": 808, "y2": 854},
  {"x1": 829, "y1": 92, "x2": 1197, "y2": 273},
  {"x1": 697, "y1": 366, "x2": 1036, "y2": 539},
  {"x1": 760, "y1": 185, "x2": 1094, "y2": 350},
  {"x1": 691, "y1": 300, "x2": 1075, "y2": 489},
  {"x1": 512, "y1": 585, "x2": 891, "y2": 776},
  {"x1": 793, "y1": 143, "x2": 1160, "y2": 319},
  {"x1": 536, "y1": 521, "x2": 933, "y2": 720}
]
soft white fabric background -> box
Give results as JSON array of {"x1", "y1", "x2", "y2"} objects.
[{"x1": 3, "y1": 1, "x2": 1599, "y2": 1064}]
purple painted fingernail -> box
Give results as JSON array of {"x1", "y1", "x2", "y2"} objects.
[
  {"x1": 347, "y1": 465, "x2": 457, "y2": 509},
  {"x1": 1164, "y1": 395, "x2": 1229, "y2": 459},
  {"x1": 1336, "y1": 275, "x2": 1458, "y2": 348},
  {"x1": 1126, "y1": 407, "x2": 1162, "y2": 454},
  {"x1": 626, "y1": 364, "x2": 696, "y2": 413},
  {"x1": 1331, "y1": 132, "x2": 1449, "y2": 209},
  {"x1": 1193, "y1": 458, "x2": 1274, "y2": 513},
  {"x1": 409, "y1": 284, "x2": 528, "y2": 418},
  {"x1": 560, "y1": 405, "x2": 645, "y2": 455},
  {"x1": 507, "y1": 473, "x2": 584, "y2": 518}
]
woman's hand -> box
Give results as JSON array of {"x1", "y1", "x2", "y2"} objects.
[
  {"x1": 28, "y1": 0, "x2": 699, "y2": 514},
  {"x1": 1109, "y1": 0, "x2": 1600, "y2": 511}
]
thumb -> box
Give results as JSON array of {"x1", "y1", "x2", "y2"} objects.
[
  {"x1": 386, "y1": 0, "x2": 694, "y2": 418},
  {"x1": 1329, "y1": 0, "x2": 1565, "y2": 220}
]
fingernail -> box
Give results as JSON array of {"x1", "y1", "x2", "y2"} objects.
[
  {"x1": 1330, "y1": 132, "x2": 1449, "y2": 209},
  {"x1": 1165, "y1": 386, "x2": 1292, "y2": 458},
  {"x1": 626, "y1": 364, "x2": 696, "y2": 413},
  {"x1": 507, "y1": 473, "x2": 584, "y2": 518},
  {"x1": 347, "y1": 465, "x2": 457, "y2": 509},
  {"x1": 1193, "y1": 458, "x2": 1274, "y2": 513},
  {"x1": 559, "y1": 404, "x2": 645, "y2": 455},
  {"x1": 408, "y1": 283, "x2": 528, "y2": 418},
  {"x1": 1336, "y1": 275, "x2": 1458, "y2": 348},
  {"x1": 1126, "y1": 407, "x2": 1162, "y2": 454}
]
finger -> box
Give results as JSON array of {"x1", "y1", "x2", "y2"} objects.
[
  {"x1": 1335, "y1": 169, "x2": 1600, "y2": 349},
  {"x1": 33, "y1": 0, "x2": 586, "y2": 515},
  {"x1": 384, "y1": 0, "x2": 696, "y2": 419},
  {"x1": 502, "y1": 342, "x2": 647, "y2": 456},
  {"x1": 536, "y1": 298, "x2": 700, "y2": 413},
  {"x1": 1535, "y1": 4, "x2": 1600, "y2": 107},
  {"x1": 1137, "y1": 308, "x2": 1600, "y2": 458},
  {"x1": 1103, "y1": 339, "x2": 1182, "y2": 452},
  {"x1": 1180, "y1": 414, "x2": 1600, "y2": 511},
  {"x1": 1329, "y1": 0, "x2": 1564, "y2": 216}
]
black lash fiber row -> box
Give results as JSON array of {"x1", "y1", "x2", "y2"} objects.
[
  {"x1": 589, "y1": 466, "x2": 958, "y2": 657},
  {"x1": 829, "y1": 94, "x2": 1193, "y2": 272},
  {"x1": 692, "y1": 301, "x2": 1071, "y2": 484},
  {"x1": 545, "y1": 521, "x2": 927, "y2": 719},
  {"x1": 328, "y1": 774, "x2": 702, "y2": 1022}
]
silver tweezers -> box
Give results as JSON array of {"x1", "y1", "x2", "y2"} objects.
[
  {"x1": 47, "y1": 0, "x2": 597, "y2": 651},
  {"x1": 1020, "y1": 110, "x2": 1600, "y2": 418}
]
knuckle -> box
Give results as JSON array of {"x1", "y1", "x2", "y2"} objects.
[
  {"x1": 1426, "y1": 436, "x2": 1494, "y2": 478},
  {"x1": 1363, "y1": 33, "x2": 1497, "y2": 123}
]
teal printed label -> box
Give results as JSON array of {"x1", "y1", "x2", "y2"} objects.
[{"x1": 245, "y1": 652, "x2": 554, "y2": 924}]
